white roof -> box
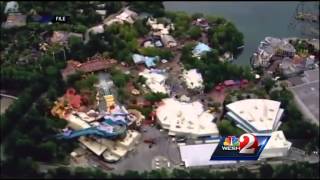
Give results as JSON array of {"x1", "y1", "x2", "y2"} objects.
[
  {"x1": 139, "y1": 69, "x2": 169, "y2": 94},
  {"x1": 75, "y1": 112, "x2": 96, "y2": 122},
  {"x1": 115, "y1": 8, "x2": 137, "y2": 24},
  {"x1": 4, "y1": 1, "x2": 19, "y2": 14},
  {"x1": 263, "y1": 131, "x2": 292, "y2": 150},
  {"x1": 226, "y1": 99, "x2": 283, "y2": 132},
  {"x1": 259, "y1": 130, "x2": 292, "y2": 159},
  {"x1": 116, "y1": 130, "x2": 141, "y2": 148},
  {"x1": 90, "y1": 25, "x2": 104, "y2": 34},
  {"x1": 183, "y1": 69, "x2": 204, "y2": 89},
  {"x1": 179, "y1": 143, "x2": 237, "y2": 167},
  {"x1": 79, "y1": 136, "x2": 108, "y2": 156},
  {"x1": 96, "y1": 10, "x2": 106, "y2": 16},
  {"x1": 66, "y1": 113, "x2": 91, "y2": 130},
  {"x1": 156, "y1": 98, "x2": 218, "y2": 137}
]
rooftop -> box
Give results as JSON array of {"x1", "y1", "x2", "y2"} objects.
[
  {"x1": 139, "y1": 69, "x2": 169, "y2": 94},
  {"x1": 259, "y1": 130, "x2": 292, "y2": 159},
  {"x1": 183, "y1": 69, "x2": 204, "y2": 89},
  {"x1": 79, "y1": 136, "x2": 108, "y2": 156},
  {"x1": 226, "y1": 99, "x2": 284, "y2": 132},
  {"x1": 179, "y1": 143, "x2": 236, "y2": 167},
  {"x1": 156, "y1": 98, "x2": 218, "y2": 137},
  {"x1": 61, "y1": 56, "x2": 117, "y2": 80},
  {"x1": 2, "y1": 13, "x2": 26, "y2": 29},
  {"x1": 192, "y1": 42, "x2": 211, "y2": 57}
]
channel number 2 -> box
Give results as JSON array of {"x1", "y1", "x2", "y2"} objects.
[{"x1": 239, "y1": 133, "x2": 257, "y2": 154}]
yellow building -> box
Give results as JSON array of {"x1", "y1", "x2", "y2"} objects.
[{"x1": 104, "y1": 95, "x2": 115, "y2": 112}]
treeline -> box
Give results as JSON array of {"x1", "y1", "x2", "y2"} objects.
[
  {"x1": 1, "y1": 161, "x2": 318, "y2": 179},
  {"x1": 207, "y1": 20, "x2": 244, "y2": 57}
]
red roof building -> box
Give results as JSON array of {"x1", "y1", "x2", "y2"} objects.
[
  {"x1": 215, "y1": 85, "x2": 223, "y2": 92},
  {"x1": 65, "y1": 88, "x2": 82, "y2": 109},
  {"x1": 241, "y1": 79, "x2": 249, "y2": 85},
  {"x1": 224, "y1": 80, "x2": 236, "y2": 86},
  {"x1": 61, "y1": 55, "x2": 117, "y2": 80}
]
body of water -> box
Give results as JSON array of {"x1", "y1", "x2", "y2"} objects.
[{"x1": 164, "y1": 1, "x2": 318, "y2": 66}]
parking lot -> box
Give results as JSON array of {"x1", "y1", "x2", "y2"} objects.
[
  {"x1": 108, "y1": 125, "x2": 182, "y2": 174},
  {"x1": 289, "y1": 69, "x2": 319, "y2": 125}
]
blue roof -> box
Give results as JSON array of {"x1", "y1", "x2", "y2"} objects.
[
  {"x1": 145, "y1": 56, "x2": 158, "y2": 68},
  {"x1": 132, "y1": 54, "x2": 145, "y2": 64},
  {"x1": 132, "y1": 54, "x2": 159, "y2": 68},
  {"x1": 192, "y1": 42, "x2": 211, "y2": 56}
]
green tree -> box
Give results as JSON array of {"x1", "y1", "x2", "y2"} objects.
[
  {"x1": 191, "y1": 13, "x2": 204, "y2": 20},
  {"x1": 259, "y1": 163, "x2": 274, "y2": 178},
  {"x1": 139, "y1": 47, "x2": 173, "y2": 60},
  {"x1": 217, "y1": 119, "x2": 244, "y2": 136},
  {"x1": 188, "y1": 26, "x2": 202, "y2": 39},
  {"x1": 122, "y1": 170, "x2": 142, "y2": 178},
  {"x1": 110, "y1": 69, "x2": 130, "y2": 88},
  {"x1": 262, "y1": 77, "x2": 276, "y2": 93},
  {"x1": 144, "y1": 92, "x2": 168, "y2": 103},
  {"x1": 172, "y1": 168, "x2": 190, "y2": 178}
]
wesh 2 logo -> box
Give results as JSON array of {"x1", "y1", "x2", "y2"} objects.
[{"x1": 211, "y1": 133, "x2": 270, "y2": 160}]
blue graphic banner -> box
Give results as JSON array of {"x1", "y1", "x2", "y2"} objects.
[{"x1": 210, "y1": 133, "x2": 271, "y2": 160}]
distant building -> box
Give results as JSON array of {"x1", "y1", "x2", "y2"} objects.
[
  {"x1": 160, "y1": 34, "x2": 177, "y2": 48},
  {"x1": 156, "y1": 98, "x2": 219, "y2": 138},
  {"x1": 252, "y1": 37, "x2": 296, "y2": 68},
  {"x1": 65, "y1": 113, "x2": 91, "y2": 131},
  {"x1": 61, "y1": 55, "x2": 117, "y2": 81},
  {"x1": 104, "y1": 7, "x2": 138, "y2": 26},
  {"x1": 2, "y1": 13, "x2": 26, "y2": 29},
  {"x1": 132, "y1": 54, "x2": 159, "y2": 68},
  {"x1": 96, "y1": 10, "x2": 107, "y2": 19},
  {"x1": 305, "y1": 55, "x2": 316, "y2": 69},
  {"x1": 179, "y1": 130, "x2": 292, "y2": 167},
  {"x1": 147, "y1": 17, "x2": 174, "y2": 36},
  {"x1": 78, "y1": 129, "x2": 141, "y2": 162},
  {"x1": 226, "y1": 99, "x2": 284, "y2": 134},
  {"x1": 192, "y1": 18, "x2": 210, "y2": 30},
  {"x1": 192, "y1": 42, "x2": 212, "y2": 58},
  {"x1": 49, "y1": 31, "x2": 83, "y2": 45},
  {"x1": 279, "y1": 57, "x2": 304, "y2": 78},
  {"x1": 142, "y1": 36, "x2": 163, "y2": 48},
  {"x1": 179, "y1": 143, "x2": 237, "y2": 167},
  {"x1": 84, "y1": 24, "x2": 105, "y2": 43},
  {"x1": 4, "y1": 1, "x2": 19, "y2": 14},
  {"x1": 115, "y1": 7, "x2": 138, "y2": 24},
  {"x1": 259, "y1": 130, "x2": 292, "y2": 159},
  {"x1": 182, "y1": 69, "x2": 204, "y2": 90},
  {"x1": 139, "y1": 69, "x2": 170, "y2": 94}
]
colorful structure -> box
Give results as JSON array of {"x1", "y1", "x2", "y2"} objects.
[
  {"x1": 56, "y1": 117, "x2": 127, "y2": 140},
  {"x1": 104, "y1": 95, "x2": 115, "y2": 112}
]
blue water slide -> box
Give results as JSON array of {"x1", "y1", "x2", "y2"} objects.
[
  {"x1": 102, "y1": 118, "x2": 127, "y2": 126},
  {"x1": 56, "y1": 124, "x2": 126, "y2": 140}
]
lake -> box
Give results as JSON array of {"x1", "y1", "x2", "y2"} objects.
[{"x1": 164, "y1": 1, "x2": 318, "y2": 66}]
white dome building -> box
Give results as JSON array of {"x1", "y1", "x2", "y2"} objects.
[{"x1": 226, "y1": 99, "x2": 284, "y2": 134}]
